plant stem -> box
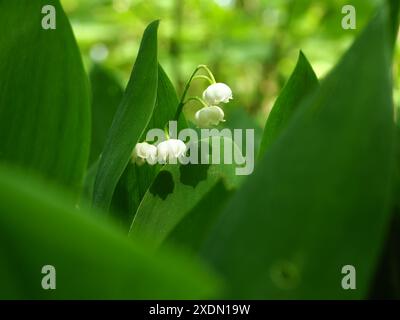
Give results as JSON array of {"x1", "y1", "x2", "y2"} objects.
[
  {"x1": 193, "y1": 75, "x2": 214, "y2": 84},
  {"x1": 183, "y1": 96, "x2": 208, "y2": 108},
  {"x1": 196, "y1": 65, "x2": 216, "y2": 83},
  {"x1": 164, "y1": 125, "x2": 170, "y2": 139},
  {"x1": 174, "y1": 65, "x2": 215, "y2": 121}
]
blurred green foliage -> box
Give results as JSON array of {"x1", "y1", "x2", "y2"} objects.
[
  {"x1": 61, "y1": 0, "x2": 399, "y2": 126},
  {"x1": 0, "y1": 0, "x2": 399, "y2": 299}
]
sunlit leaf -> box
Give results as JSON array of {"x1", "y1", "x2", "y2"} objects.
[
  {"x1": 109, "y1": 65, "x2": 188, "y2": 228},
  {"x1": 93, "y1": 21, "x2": 159, "y2": 212},
  {"x1": 129, "y1": 137, "x2": 243, "y2": 249},
  {"x1": 259, "y1": 51, "x2": 318, "y2": 155}
]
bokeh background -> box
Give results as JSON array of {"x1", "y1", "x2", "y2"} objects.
[{"x1": 61, "y1": 0, "x2": 400, "y2": 129}]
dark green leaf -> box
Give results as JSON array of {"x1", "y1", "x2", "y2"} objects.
[
  {"x1": 89, "y1": 64, "x2": 123, "y2": 165},
  {"x1": 164, "y1": 180, "x2": 234, "y2": 253},
  {"x1": 0, "y1": 0, "x2": 90, "y2": 196},
  {"x1": 201, "y1": 8, "x2": 396, "y2": 299},
  {"x1": 388, "y1": 0, "x2": 400, "y2": 46}
]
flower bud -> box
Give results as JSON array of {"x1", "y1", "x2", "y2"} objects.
[
  {"x1": 132, "y1": 142, "x2": 157, "y2": 165},
  {"x1": 157, "y1": 139, "x2": 187, "y2": 163},
  {"x1": 195, "y1": 105, "x2": 225, "y2": 128},
  {"x1": 202, "y1": 83, "x2": 233, "y2": 105}
]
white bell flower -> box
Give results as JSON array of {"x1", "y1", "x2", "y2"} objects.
[
  {"x1": 202, "y1": 82, "x2": 233, "y2": 105},
  {"x1": 195, "y1": 105, "x2": 225, "y2": 128},
  {"x1": 157, "y1": 139, "x2": 187, "y2": 163},
  {"x1": 132, "y1": 142, "x2": 157, "y2": 165}
]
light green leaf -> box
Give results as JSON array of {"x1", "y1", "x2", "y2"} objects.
[
  {"x1": 259, "y1": 51, "x2": 318, "y2": 155},
  {"x1": 129, "y1": 137, "x2": 243, "y2": 249},
  {"x1": 201, "y1": 8, "x2": 397, "y2": 299},
  {"x1": 93, "y1": 21, "x2": 159, "y2": 212},
  {"x1": 109, "y1": 65, "x2": 188, "y2": 228},
  {"x1": 0, "y1": 164, "x2": 219, "y2": 299},
  {"x1": 0, "y1": 0, "x2": 90, "y2": 195}
]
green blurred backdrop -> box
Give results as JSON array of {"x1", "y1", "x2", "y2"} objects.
[{"x1": 61, "y1": 0, "x2": 400, "y2": 127}]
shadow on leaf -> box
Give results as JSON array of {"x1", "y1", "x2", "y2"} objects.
[
  {"x1": 179, "y1": 163, "x2": 210, "y2": 188},
  {"x1": 149, "y1": 170, "x2": 174, "y2": 200}
]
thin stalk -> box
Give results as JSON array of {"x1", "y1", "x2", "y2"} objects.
[
  {"x1": 193, "y1": 75, "x2": 213, "y2": 84},
  {"x1": 197, "y1": 64, "x2": 216, "y2": 83},
  {"x1": 174, "y1": 65, "x2": 215, "y2": 121},
  {"x1": 183, "y1": 96, "x2": 208, "y2": 108}
]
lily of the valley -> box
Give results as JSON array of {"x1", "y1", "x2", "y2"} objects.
[
  {"x1": 157, "y1": 139, "x2": 187, "y2": 163},
  {"x1": 202, "y1": 82, "x2": 233, "y2": 105},
  {"x1": 195, "y1": 105, "x2": 225, "y2": 128},
  {"x1": 132, "y1": 142, "x2": 157, "y2": 165}
]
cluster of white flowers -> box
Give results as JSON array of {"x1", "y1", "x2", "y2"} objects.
[
  {"x1": 195, "y1": 83, "x2": 233, "y2": 128},
  {"x1": 132, "y1": 139, "x2": 187, "y2": 165},
  {"x1": 131, "y1": 66, "x2": 233, "y2": 165}
]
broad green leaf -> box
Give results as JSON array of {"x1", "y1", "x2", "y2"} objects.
[
  {"x1": 93, "y1": 21, "x2": 159, "y2": 212},
  {"x1": 201, "y1": 8, "x2": 396, "y2": 299},
  {"x1": 129, "y1": 137, "x2": 243, "y2": 249},
  {"x1": 0, "y1": 164, "x2": 219, "y2": 299},
  {"x1": 109, "y1": 65, "x2": 188, "y2": 228},
  {"x1": 0, "y1": 0, "x2": 90, "y2": 195},
  {"x1": 89, "y1": 64, "x2": 123, "y2": 165},
  {"x1": 259, "y1": 51, "x2": 318, "y2": 156},
  {"x1": 164, "y1": 180, "x2": 234, "y2": 253}
]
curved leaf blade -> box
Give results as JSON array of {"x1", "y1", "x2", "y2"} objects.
[
  {"x1": 93, "y1": 21, "x2": 159, "y2": 212},
  {"x1": 259, "y1": 51, "x2": 318, "y2": 155},
  {"x1": 109, "y1": 65, "x2": 188, "y2": 228}
]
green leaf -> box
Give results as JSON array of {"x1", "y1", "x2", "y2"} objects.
[
  {"x1": 259, "y1": 51, "x2": 318, "y2": 156},
  {"x1": 388, "y1": 0, "x2": 400, "y2": 46},
  {"x1": 89, "y1": 64, "x2": 123, "y2": 165},
  {"x1": 82, "y1": 159, "x2": 99, "y2": 204},
  {"x1": 109, "y1": 65, "x2": 188, "y2": 228},
  {"x1": 92, "y1": 21, "x2": 159, "y2": 212},
  {"x1": 164, "y1": 180, "x2": 234, "y2": 253},
  {"x1": 0, "y1": 0, "x2": 90, "y2": 195},
  {"x1": 149, "y1": 65, "x2": 188, "y2": 132},
  {"x1": 0, "y1": 164, "x2": 220, "y2": 299},
  {"x1": 129, "y1": 137, "x2": 243, "y2": 249},
  {"x1": 368, "y1": 214, "x2": 400, "y2": 299},
  {"x1": 201, "y1": 8, "x2": 396, "y2": 299}
]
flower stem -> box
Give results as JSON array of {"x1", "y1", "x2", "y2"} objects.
[
  {"x1": 183, "y1": 96, "x2": 208, "y2": 108},
  {"x1": 174, "y1": 64, "x2": 215, "y2": 121},
  {"x1": 192, "y1": 75, "x2": 214, "y2": 84},
  {"x1": 197, "y1": 65, "x2": 216, "y2": 84},
  {"x1": 164, "y1": 125, "x2": 170, "y2": 139}
]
